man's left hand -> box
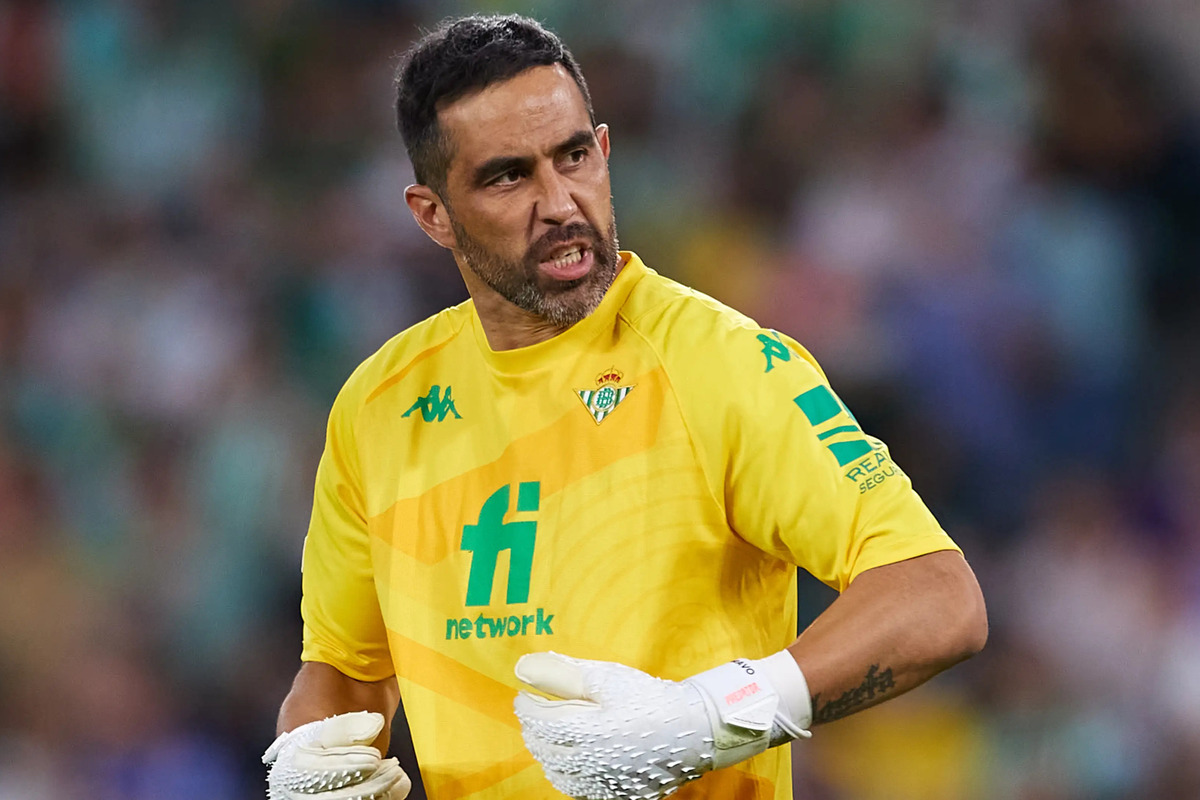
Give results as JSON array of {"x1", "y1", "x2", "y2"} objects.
[{"x1": 514, "y1": 651, "x2": 810, "y2": 800}]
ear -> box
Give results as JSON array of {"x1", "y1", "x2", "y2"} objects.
[
  {"x1": 405, "y1": 184, "x2": 456, "y2": 250},
  {"x1": 595, "y1": 123, "x2": 611, "y2": 160}
]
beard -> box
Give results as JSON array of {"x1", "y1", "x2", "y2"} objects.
[{"x1": 451, "y1": 211, "x2": 621, "y2": 329}]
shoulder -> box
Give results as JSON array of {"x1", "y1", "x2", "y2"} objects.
[
  {"x1": 617, "y1": 261, "x2": 833, "y2": 431},
  {"x1": 621, "y1": 265, "x2": 755, "y2": 346},
  {"x1": 333, "y1": 301, "x2": 474, "y2": 416},
  {"x1": 620, "y1": 263, "x2": 821, "y2": 376}
]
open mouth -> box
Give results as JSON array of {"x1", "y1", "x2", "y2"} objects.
[
  {"x1": 538, "y1": 243, "x2": 593, "y2": 281},
  {"x1": 548, "y1": 246, "x2": 584, "y2": 270}
]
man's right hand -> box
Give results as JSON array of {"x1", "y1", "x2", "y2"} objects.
[{"x1": 263, "y1": 711, "x2": 412, "y2": 800}]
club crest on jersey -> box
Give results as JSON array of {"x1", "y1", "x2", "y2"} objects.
[{"x1": 575, "y1": 368, "x2": 634, "y2": 425}]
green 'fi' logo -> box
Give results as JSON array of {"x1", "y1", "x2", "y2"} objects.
[
  {"x1": 447, "y1": 482, "x2": 555, "y2": 640},
  {"x1": 461, "y1": 482, "x2": 539, "y2": 606}
]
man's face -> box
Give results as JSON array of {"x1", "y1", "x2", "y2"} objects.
[{"x1": 436, "y1": 65, "x2": 619, "y2": 328}]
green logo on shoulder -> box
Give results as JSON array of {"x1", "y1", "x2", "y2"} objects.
[
  {"x1": 758, "y1": 331, "x2": 793, "y2": 372},
  {"x1": 402, "y1": 385, "x2": 461, "y2": 421},
  {"x1": 793, "y1": 385, "x2": 904, "y2": 493}
]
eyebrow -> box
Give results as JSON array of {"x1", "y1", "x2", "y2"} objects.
[
  {"x1": 471, "y1": 129, "x2": 597, "y2": 187},
  {"x1": 556, "y1": 129, "x2": 596, "y2": 156}
]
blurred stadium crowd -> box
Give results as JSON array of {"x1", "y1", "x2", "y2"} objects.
[{"x1": 1, "y1": 0, "x2": 1199, "y2": 798}]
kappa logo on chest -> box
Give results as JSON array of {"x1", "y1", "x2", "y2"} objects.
[{"x1": 402, "y1": 384, "x2": 462, "y2": 422}]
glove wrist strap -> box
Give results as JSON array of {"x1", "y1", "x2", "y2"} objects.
[
  {"x1": 685, "y1": 659, "x2": 777, "y2": 768},
  {"x1": 686, "y1": 653, "x2": 814, "y2": 769},
  {"x1": 754, "y1": 650, "x2": 813, "y2": 744}
]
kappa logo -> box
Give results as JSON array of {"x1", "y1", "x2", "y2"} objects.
[
  {"x1": 758, "y1": 330, "x2": 800, "y2": 373},
  {"x1": 402, "y1": 385, "x2": 461, "y2": 422},
  {"x1": 576, "y1": 368, "x2": 634, "y2": 425}
]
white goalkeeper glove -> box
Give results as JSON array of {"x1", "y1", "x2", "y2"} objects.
[
  {"x1": 514, "y1": 651, "x2": 812, "y2": 800},
  {"x1": 262, "y1": 711, "x2": 412, "y2": 800}
]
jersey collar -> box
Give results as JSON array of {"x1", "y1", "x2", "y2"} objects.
[{"x1": 469, "y1": 251, "x2": 646, "y2": 374}]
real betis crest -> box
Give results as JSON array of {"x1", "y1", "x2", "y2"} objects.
[{"x1": 576, "y1": 368, "x2": 634, "y2": 425}]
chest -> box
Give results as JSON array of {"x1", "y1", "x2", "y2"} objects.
[{"x1": 361, "y1": 356, "x2": 739, "y2": 623}]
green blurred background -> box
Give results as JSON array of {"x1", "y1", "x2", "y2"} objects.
[{"x1": 2, "y1": 0, "x2": 1199, "y2": 798}]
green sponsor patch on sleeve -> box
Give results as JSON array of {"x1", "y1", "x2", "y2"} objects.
[
  {"x1": 794, "y1": 386, "x2": 875, "y2": 467},
  {"x1": 794, "y1": 386, "x2": 842, "y2": 426}
]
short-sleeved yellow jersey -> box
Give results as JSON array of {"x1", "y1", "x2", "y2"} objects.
[{"x1": 300, "y1": 252, "x2": 959, "y2": 799}]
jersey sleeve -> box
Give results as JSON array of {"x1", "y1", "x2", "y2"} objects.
[
  {"x1": 300, "y1": 382, "x2": 394, "y2": 681},
  {"x1": 669, "y1": 314, "x2": 960, "y2": 591}
]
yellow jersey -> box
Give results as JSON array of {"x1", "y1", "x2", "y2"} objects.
[{"x1": 300, "y1": 252, "x2": 959, "y2": 799}]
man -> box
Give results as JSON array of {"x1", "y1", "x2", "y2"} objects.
[{"x1": 263, "y1": 14, "x2": 987, "y2": 800}]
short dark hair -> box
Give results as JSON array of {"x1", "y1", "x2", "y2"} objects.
[{"x1": 395, "y1": 14, "x2": 595, "y2": 193}]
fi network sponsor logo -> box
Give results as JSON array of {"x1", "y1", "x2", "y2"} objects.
[
  {"x1": 445, "y1": 609, "x2": 556, "y2": 641},
  {"x1": 447, "y1": 482, "x2": 555, "y2": 640}
]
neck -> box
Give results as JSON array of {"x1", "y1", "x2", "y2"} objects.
[
  {"x1": 457, "y1": 252, "x2": 627, "y2": 352},
  {"x1": 472, "y1": 291, "x2": 572, "y2": 351},
  {"x1": 456, "y1": 258, "x2": 574, "y2": 351}
]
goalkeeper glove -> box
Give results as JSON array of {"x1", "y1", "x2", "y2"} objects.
[
  {"x1": 262, "y1": 711, "x2": 412, "y2": 800},
  {"x1": 514, "y1": 651, "x2": 812, "y2": 800}
]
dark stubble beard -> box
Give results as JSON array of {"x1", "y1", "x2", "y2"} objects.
[{"x1": 451, "y1": 210, "x2": 621, "y2": 329}]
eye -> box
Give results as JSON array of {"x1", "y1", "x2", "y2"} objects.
[
  {"x1": 492, "y1": 169, "x2": 523, "y2": 186},
  {"x1": 566, "y1": 148, "x2": 588, "y2": 165}
]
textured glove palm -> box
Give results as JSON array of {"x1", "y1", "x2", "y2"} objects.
[
  {"x1": 514, "y1": 652, "x2": 809, "y2": 800},
  {"x1": 262, "y1": 711, "x2": 412, "y2": 800}
]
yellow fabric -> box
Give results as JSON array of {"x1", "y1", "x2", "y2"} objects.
[{"x1": 300, "y1": 252, "x2": 960, "y2": 799}]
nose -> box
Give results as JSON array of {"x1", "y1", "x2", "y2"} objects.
[{"x1": 534, "y1": 169, "x2": 580, "y2": 226}]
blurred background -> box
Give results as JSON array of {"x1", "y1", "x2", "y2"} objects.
[{"x1": 1, "y1": 0, "x2": 1198, "y2": 797}]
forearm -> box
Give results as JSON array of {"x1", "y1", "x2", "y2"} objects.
[
  {"x1": 789, "y1": 549, "x2": 987, "y2": 726},
  {"x1": 278, "y1": 661, "x2": 400, "y2": 751},
  {"x1": 512, "y1": 552, "x2": 985, "y2": 798}
]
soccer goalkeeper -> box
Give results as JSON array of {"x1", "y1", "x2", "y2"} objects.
[{"x1": 264, "y1": 14, "x2": 987, "y2": 800}]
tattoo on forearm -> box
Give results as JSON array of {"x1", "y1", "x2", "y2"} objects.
[{"x1": 810, "y1": 664, "x2": 896, "y2": 724}]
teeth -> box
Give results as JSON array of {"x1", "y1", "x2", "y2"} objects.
[{"x1": 549, "y1": 247, "x2": 583, "y2": 269}]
